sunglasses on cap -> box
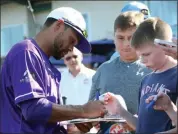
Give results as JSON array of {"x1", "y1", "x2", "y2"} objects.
[
  {"x1": 140, "y1": 9, "x2": 150, "y2": 19},
  {"x1": 141, "y1": 9, "x2": 148, "y2": 15},
  {"x1": 61, "y1": 17, "x2": 88, "y2": 38},
  {"x1": 65, "y1": 55, "x2": 78, "y2": 61}
]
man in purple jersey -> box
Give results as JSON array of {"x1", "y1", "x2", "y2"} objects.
[{"x1": 0, "y1": 7, "x2": 107, "y2": 133}]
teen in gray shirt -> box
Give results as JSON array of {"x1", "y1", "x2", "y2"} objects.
[
  {"x1": 89, "y1": 57, "x2": 151, "y2": 114},
  {"x1": 89, "y1": 12, "x2": 151, "y2": 115},
  {"x1": 88, "y1": 11, "x2": 152, "y2": 134}
]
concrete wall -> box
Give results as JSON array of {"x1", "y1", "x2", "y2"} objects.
[
  {"x1": 1, "y1": 2, "x2": 28, "y2": 26},
  {"x1": 52, "y1": 1, "x2": 128, "y2": 41},
  {"x1": 35, "y1": 10, "x2": 51, "y2": 33},
  {"x1": 1, "y1": 2, "x2": 28, "y2": 36},
  {"x1": 1, "y1": 2, "x2": 51, "y2": 37}
]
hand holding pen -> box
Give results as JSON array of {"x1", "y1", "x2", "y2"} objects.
[
  {"x1": 96, "y1": 90, "x2": 100, "y2": 100},
  {"x1": 146, "y1": 86, "x2": 165, "y2": 110},
  {"x1": 146, "y1": 92, "x2": 173, "y2": 111}
]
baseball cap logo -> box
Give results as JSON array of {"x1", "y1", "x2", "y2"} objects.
[{"x1": 83, "y1": 29, "x2": 88, "y2": 38}]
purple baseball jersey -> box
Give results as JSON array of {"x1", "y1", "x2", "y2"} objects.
[{"x1": 0, "y1": 38, "x2": 62, "y2": 133}]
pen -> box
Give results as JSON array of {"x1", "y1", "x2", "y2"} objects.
[
  {"x1": 96, "y1": 90, "x2": 100, "y2": 100},
  {"x1": 146, "y1": 86, "x2": 165, "y2": 110}
]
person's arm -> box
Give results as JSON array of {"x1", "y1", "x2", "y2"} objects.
[
  {"x1": 165, "y1": 101, "x2": 177, "y2": 127},
  {"x1": 88, "y1": 68, "x2": 101, "y2": 101},
  {"x1": 120, "y1": 109, "x2": 138, "y2": 130},
  {"x1": 146, "y1": 93, "x2": 177, "y2": 126},
  {"x1": 155, "y1": 128, "x2": 177, "y2": 134},
  {"x1": 103, "y1": 92, "x2": 138, "y2": 130},
  {"x1": 146, "y1": 94, "x2": 177, "y2": 134},
  {"x1": 11, "y1": 50, "x2": 106, "y2": 124},
  {"x1": 158, "y1": 98, "x2": 177, "y2": 134},
  {"x1": 120, "y1": 84, "x2": 143, "y2": 130},
  {"x1": 49, "y1": 101, "x2": 106, "y2": 122},
  {"x1": 20, "y1": 98, "x2": 106, "y2": 123},
  {"x1": 155, "y1": 103, "x2": 177, "y2": 134}
]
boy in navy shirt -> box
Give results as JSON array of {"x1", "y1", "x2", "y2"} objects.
[{"x1": 104, "y1": 17, "x2": 177, "y2": 134}]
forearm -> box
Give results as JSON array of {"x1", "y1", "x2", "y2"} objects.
[
  {"x1": 48, "y1": 103, "x2": 87, "y2": 122},
  {"x1": 165, "y1": 102, "x2": 177, "y2": 126},
  {"x1": 155, "y1": 127, "x2": 177, "y2": 134},
  {"x1": 120, "y1": 109, "x2": 138, "y2": 130},
  {"x1": 156, "y1": 102, "x2": 177, "y2": 134},
  {"x1": 20, "y1": 98, "x2": 87, "y2": 123}
]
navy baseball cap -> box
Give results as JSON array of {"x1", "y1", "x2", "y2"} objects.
[
  {"x1": 121, "y1": 1, "x2": 151, "y2": 19},
  {"x1": 47, "y1": 7, "x2": 91, "y2": 54}
]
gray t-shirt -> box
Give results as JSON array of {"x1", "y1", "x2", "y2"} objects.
[{"x1": 89, "y1": 57, "x2": 151, "y2": 114}]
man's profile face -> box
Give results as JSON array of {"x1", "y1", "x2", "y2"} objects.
[{"x1": 52, "y1": 23, "x2": 80, "y2": 60}]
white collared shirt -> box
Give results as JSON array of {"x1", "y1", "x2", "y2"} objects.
[{"x1": 60, "y1": 66, "x2": 95, "y2": 105}]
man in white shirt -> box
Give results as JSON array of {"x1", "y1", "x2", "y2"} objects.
[
  {"x1": 60, "y1": 47, "x2": 96, "y2": 105},
  {"x1": 60, "y1": 47, "x2": 96, "y2": 133}
]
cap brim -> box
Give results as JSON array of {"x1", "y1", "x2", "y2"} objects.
[
  {"x1": 65, "y1": 23, "x2": 91, "y2": 54},
  {"x1": 76, "y1": 32, "x2": 91, "y2": 54}
]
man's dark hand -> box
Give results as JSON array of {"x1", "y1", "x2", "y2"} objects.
[
  {"x1": 74, "y1": 101, "x2": 107, "y2": 133},
  {"x1": 82, "y1": 100, "x2": 107, "y2": 118},
  {"x1": 75, "y1": 123, "x2": 93, "y2": 133}
]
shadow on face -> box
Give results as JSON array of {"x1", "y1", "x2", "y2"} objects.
[
  {"x1": 52, "y1": 22, "x2": 80, "y2": 60},
  {"x1": 114, "y1": 28, "x2": 138, "y2": 62},
  {"x1": 136, "y1": 43, "x2": 166, "y2": 70}
]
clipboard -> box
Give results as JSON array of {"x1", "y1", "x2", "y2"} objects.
[{"x1": 60, "y1": 117, "x2": 126, "y2": 126}]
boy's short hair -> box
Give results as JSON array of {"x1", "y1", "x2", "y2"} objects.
[
  {"x1": 114, "y1": 11, "x2": 144, "y2": 32},
  {"x1": 131, "y1": 17, "x2": 172, "y2": 49}
]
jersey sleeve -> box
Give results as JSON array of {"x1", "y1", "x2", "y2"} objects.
[{"x1": 10, "y1": 50, "x2": 46, "y2": 104}]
